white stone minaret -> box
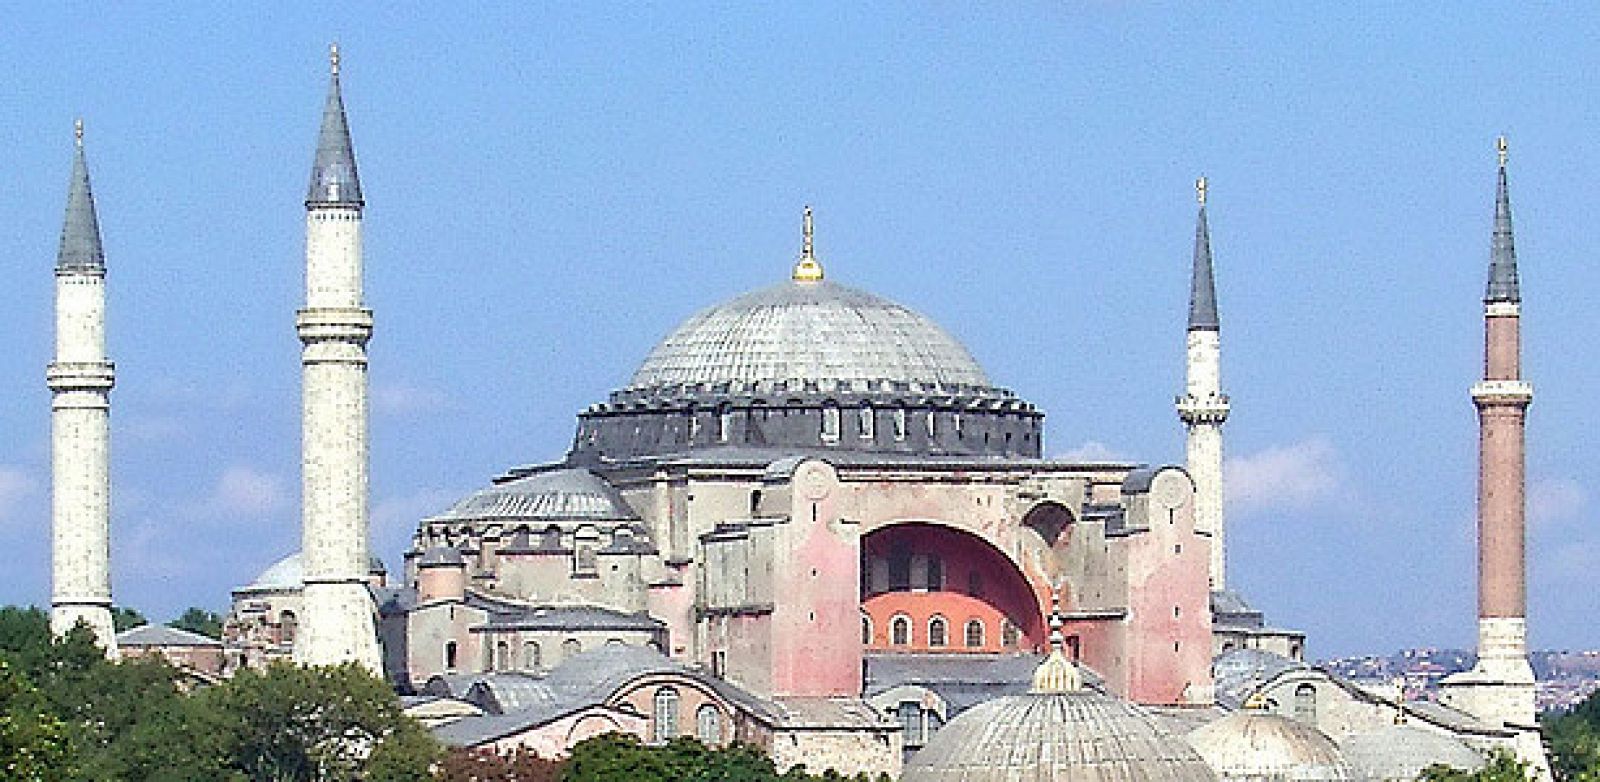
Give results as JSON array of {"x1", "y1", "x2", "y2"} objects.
[
  {"x1": 294, "y1": 44, "x2": 380, "y2": 671},
  {"x1": 48, "y1": 120, "x2": 118, "y2": 656},
  {"x1": 1176, "y1": 177, "x2": 1230, "y2": 591}
]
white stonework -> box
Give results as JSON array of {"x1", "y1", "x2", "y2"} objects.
[
  {"x1": 49, "y1": 269, "x2": 118, "y2": 656},
  {"x1": 1178, "y1": 328, "x2": 1229, "y2": 590},
  {"x1": 294, "y1": 205, "x2": 381, "y2": 671}
]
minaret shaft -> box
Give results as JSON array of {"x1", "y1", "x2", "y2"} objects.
[
  {"x1": 294, "y1": 49, "x2": 380, "y2": 671},
  {"x1": 1177, "y1": 186, "x2": 1229, "y2": 591},
  {"x1": 49, "y1": 128, "x2": 117, "y2": 656}
]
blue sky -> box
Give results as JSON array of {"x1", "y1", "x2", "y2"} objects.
[{"x1": 1, "y1": 4, "x2": 1597, "y2": 657}]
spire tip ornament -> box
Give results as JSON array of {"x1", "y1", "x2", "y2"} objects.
[
  {"x1": 1497, "y1": 136, "x2": 1508, "y2": 168},
  {"x1": 73, "y1": 118, "x2": 84, "y2": 146},
  {"x1": 330, "y1": 42, "x2": 341, "y2": 76},
  {"x1": 1196, "y1": 175, "x2": 1207, "y2": 207},
  {"x1": 792, "y1": 205, "x2": 825, "y2": 282}
]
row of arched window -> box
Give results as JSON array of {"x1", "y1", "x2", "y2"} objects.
[
  {"x1": 651, "y1": 687, "x2": 724, "y2": 745},
  {"x1": 864, "y1": 614, "x2": 1025, "y2": 650}
]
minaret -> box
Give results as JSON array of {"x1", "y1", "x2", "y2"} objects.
[
  {"x1": 48, "y1": 120, "x2": 118, "y2": 656},
  {"x1": 1176, "y1": 177, "x2": 1230, "y2": 590},
  {"x1": 1442, "y1": 137, "x2": 1547, "y2": 777},
  {"x1": 294, "y1": 44, "x2": 380, "y2": 670}
]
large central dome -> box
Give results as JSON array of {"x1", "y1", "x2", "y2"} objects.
[{"x1": 627, "y1": 279, "x2": 992, "y2": 393}]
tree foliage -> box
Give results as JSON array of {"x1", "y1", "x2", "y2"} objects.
[
  {"x1": 437, "y1": 746, "x2": 563, "y2": 782},
  {"x1": 1419, "y1": 750, "x2": 1530, "y2": 782},
  {"x1": 112, "y1": 606, "x2": 148, "y2": 632},
  {"x1": 168, "y1": 608, "x2": 225, "y2": 640},
  {"x1": 0, "y1": 605, "x2": 440, "y2": 781},
  {"x1": 561, "y1": 733, "x2": 889, "y2": 782},
  {"x1": 1547, "y1": 688, "x2": 1600, "y2": 782}
]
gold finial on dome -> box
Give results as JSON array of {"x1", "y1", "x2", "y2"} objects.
[
  {"x1": 1196, "y1": 175, "x2": 1208, "y2": 207},
  {"x1": 330, "y1": 42, "x2": 341, "y2": 76},
  {"x1": 1496, "y1": 136, "x2": 1508, "y2": 168},
  {"x1": 792, "y1": 205, "x2": 824, "y2": 282},
  {"x1": 1031, "y1": 587, "x2": 1082, "y2": 694},
  {"x1": 74, "y1": 118, "x2": 84, "y2": 147}
]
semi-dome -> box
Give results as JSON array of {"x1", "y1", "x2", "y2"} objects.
[
  {"x1": 1186, "y1": 710, "x2": 1354, "y2": 781},
  {"x1": 628, "y1": 280, "x2": 994, "y2": 394},
  {"x1": 1341, "y1": 723, "x2": 1484, "y2": 781},
  {"x1": 238, "y1": 552, "x2": 386, "y2": 592},
  {"x1": 427, "y1": 468, "x2": 638, "y2": 524}
]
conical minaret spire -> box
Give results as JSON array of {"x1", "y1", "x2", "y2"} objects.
[
  {"x1": 295, "y1": 44, "x2": 381, "y2": 671},
  {"x1": 1177, "y1": 176, "x2": 1230, "y2": 590},
  {"x1": 48, "y1": 119, "x2": 118, "y2": 656},
  {"x1": 1486, "y1": 137, "x2": 1520, "y2": 304},
  {"x1": 306, "y1": 43, "x2": 363, "y2": 207}
]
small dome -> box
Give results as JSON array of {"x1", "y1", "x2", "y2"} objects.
[
  {"x1": 902, "y1": 690, "x2": 1216, "y2": 782},
  {"x1": 628, "y1": 280, "x2": 996, "y2": 395},
  {"x1": 1187, "y1": 711, "x2": 1354, "y2": 782},
  {"x1": 240, "y1": 552, "x2": 388, "y2": 590},
  {"x1": 1341, "y1": 724, "x2": 1484, "y2": 781},
  {"x1": 431, "y1": 468, "x2": 637, "y2": 524}
]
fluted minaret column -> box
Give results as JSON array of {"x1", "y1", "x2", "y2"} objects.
[
  {"x1": 1176, "y1": 177, "x2": 1230, "y2": 591},
  {"x1": 294, "y1": 44, "x2": 380, "y2": 671},
  {"x1": 49, "y1": 120, "x2": 118, "y2": 656}
]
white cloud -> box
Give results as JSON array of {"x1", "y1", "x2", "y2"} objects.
[
  {"x1": 372, "y1": 381, "x2": 450, "y2": 417},
  {"x1": 1225, "y1": 437, "x2": 1345, "y2": 517},
  {"x1": 0, "y1": 466, "x2": 37, "y2": 526},
  {"x1": 186, "y1": 465, "x2": 289, "y2": 520},
  {"x1": 1528, "y1": 477, "x2": 1586, "y2": 529},
  {"x1": 1055, "y1": 440, "x2": 1126, "y2": 462}
]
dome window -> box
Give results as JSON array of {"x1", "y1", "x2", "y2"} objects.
[
  {"x1": 893, "y1": 408, "x2": 907, "y2": 441},
  {"x1": 858, "y1": 404, "x2": 875, "y2": 439},
  {"x1": 652, "y1": 687, "x2": 681, "y2": 742},
  {"x1": 573, "y1": 526, "x2": 600, "y2": 575},
  {"x1": 717, "y1": 403, "x2": 733, "y2": 443},
  {"x1": 524, "y1": 641, "x2": 540, "y2": 670},
  {"x1": 928, "y1": 616, "x2": 949, "y2": 648},
  {"x1": 964, "y1": 619, "x2": 985, "y2": 649},
  {"x1": 1294, "y1": 683, "x2": 1318, "y2": 723},
  {"x1": 891, "y1": 615, "x2": 912, "y2": 646},
  {"x1": 696, "y1": 704, "x2": 722, "y2": 744}
]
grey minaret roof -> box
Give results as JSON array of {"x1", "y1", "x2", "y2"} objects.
[
  {"x1": 1485, "y1": 139, "x2": 1520, "y2": 304},
  {"x1": 58, "y1": 121, "x2": 105, "y2": 273},
  {"x1": 305, "y1": 45, "x2": 363, "y2": 208},
  {"x1": 1188, "y1": 186, "x2": 1219, "y2": 331}
]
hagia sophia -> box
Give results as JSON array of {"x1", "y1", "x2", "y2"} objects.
[{"x1": 44, "y1": 47, "x2": 1550, "y2": 779}]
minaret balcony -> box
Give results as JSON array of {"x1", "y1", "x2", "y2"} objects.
[
  {"x1": 1176, "y1": 394, "x2": 1230, "y2": 424},
  {"x1": 1471, "y1": 380, "x2": 1532, "y2": 406},
  {"x1": 46, "y1": 361, "x2": 115, "y2": 391}
]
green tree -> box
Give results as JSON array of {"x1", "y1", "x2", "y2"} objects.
[
  {"x1": 112, "y1": 605, "x2": 148, "y2": 632},
  {"x1": 168, "y1": 607, "x2": 226, "y2": 640},
  {"x1": 1547, "y1": 688, "x2": 1600, "y2": 782},
  {"x1": 437, "y1": 746, "x2": 563, "y2": 782},
  {"x1": 0, "y1": 658, "x2": 76, "y2": 781},
  {"x1": 197, "y1": 661, "x2": 440, "y2": 782},
  {"x1": 1419, "y1": 750, "x2": 1530, "y2": 782}
]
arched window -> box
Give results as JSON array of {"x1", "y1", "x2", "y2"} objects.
[
  {"x1": 1000, "y1": 619, "x2": 1019, "y2": 649},
  {"x1": 686, "y1": 405, "x2": 700, "y2": 443},
  {"x1": 573, "y1": 526, "x2": 599, "y2": 574},
  {"x1": 562, "y1": 637, "x2": 582, "y2": 661},
  {"x1": 717, "y1": 403, "x2": 734, "y2": 443},
  {"x1": 495, "y1": 640, "x2": 509, "y2": 671},
  {"x1": 925, "y1": 410, "x2": 936, "y2": 437},
  {"x1": 891, "y1": 615, "x2": 911, "y2": 646},
  {"x1": 910, "y1": 554, "x2": 930, "y2": 591},
  {"x1": 541, "y1": 525, "x2": 562, "y2": 551},
  {"x1": 862, "y1": 615, "x2": 873, "y2": 645},
  {"x1": 893, "y1": 408, "x2": 907, "y2": 441},
  {"x1": 444, "y1": 641, "x2": 458, "y2": 670},
  {"x1": 696, "y1": 704, "x2": 722, "y2": 744},
  {"x1": 858, "y1": 404, "x2": 874, "y2": 439},
  {"x1": 821, "y1": 403, "x2": 841, "y2": 442},
  {"x1": 279, "y1": 610, "x2": 298, "y2": 645},
  {"x1": 928, "y1": 616, "x2": 948, "y2": 648},
  {"x1": 1294, "y1": 684, "x2": 1318, "y2": 723},
  {"x1": 524, "y1": 641, "x2": 541, "y2": 670},
  {"x1": 964, "y1": 619, "x2": 985, "y2": 649},
  {"x1": 897, "y1": 701, "x2": 924, "y2": 747},
  {"x1": 652, "y1": 687, "x2": 681, "y2": 742}
]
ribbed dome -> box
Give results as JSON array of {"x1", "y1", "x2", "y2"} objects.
[
  {"x1": 239, "y1": 552, "x2": 385, "y2": 591},
  {"x1": 902, "y1": 691, "x2": 1217, "y2": 782},
  {"x1": 1186, "y1": 712, "x2": 1354, "y2": 782},
  {"x1": 1341, "y1": 724, "x2": 1484, "y2": 781},
  {"x1": 430, "y1": 468, "x2": 637, "y2": 523},
  {"x1": 628, "y1": 280, "x2": 993, "y2": 394}
]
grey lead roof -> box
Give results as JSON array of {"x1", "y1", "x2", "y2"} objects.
[
  {"x1": 306, "y1": 56, "x2": 363, "y2": 207},
  {"x1": 628, "y1": 280, "x2": 995, "y2": 394},
  {"x1": 115, "y1": 623, "x2": 223, "y2": 648},
  {"x1": 58, "y1": 129, "x2": 105, "y2": 272},
  {"x1": 1486, "y1": 154, "x2": 1520, "y2": 303},
  {"x1": 1188, "y1": 204, "x2": 1219, "y2": 331},
  {"x1": 429, "y1": 467, "x2": 639, "y2": 523}
]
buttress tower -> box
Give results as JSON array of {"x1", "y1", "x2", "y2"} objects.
[
  {"x1": 1441, "y1": 137, "x2": 1547, "y2": 776},
  {"x1": 1176, "y1": 177, "x2": 1230, "y2": 590},
  {"x1": 48, "y1": 120, "x2": 118, "y2": 655},
  {"x1": 294, "y1": 45, "x2": 381, "y2": 670}
]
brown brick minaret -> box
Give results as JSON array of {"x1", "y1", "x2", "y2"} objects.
[{"x1": 1442, "y1": 139, "x2": 1546, "y2": 776}]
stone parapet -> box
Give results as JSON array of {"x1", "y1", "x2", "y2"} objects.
[{"x1": 1471, "y1": 380, "x2": 1532, "y2": 406}]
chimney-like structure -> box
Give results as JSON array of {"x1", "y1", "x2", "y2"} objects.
[
  {"x1": 294, "y1": 44, "x2": 381, "y2": 671},
  {"x1": 48, "y1": 120, "x2": 118, "y2": 656},
  {"x1": 1441, "y1": 137, "x2": 1548, "y2": 778},
  {"x1": 1176, "y1": 177, "x2": 1230, "y2": 590}
]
